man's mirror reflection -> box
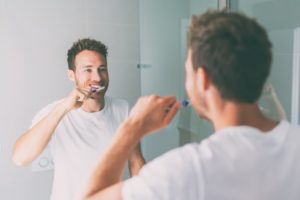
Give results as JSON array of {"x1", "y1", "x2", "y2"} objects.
[{"x1": 1, "y1": 0, "x2": 300, "y2": 200}]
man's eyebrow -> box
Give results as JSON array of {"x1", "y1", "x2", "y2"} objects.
[
  {"x1": 81, "y1": 65, "x2": 107, "y2": 68},
  {"x1": 82, "y1": 65, "x2": 93, "y2": 68}
]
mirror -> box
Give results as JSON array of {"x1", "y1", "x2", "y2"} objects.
[{"x1": 0, "y1": 0, "x2": 299, "y2": 199}]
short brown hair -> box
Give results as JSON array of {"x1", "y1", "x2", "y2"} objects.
[
  {"x1": 188, "y1": 11, "x2": 272, "y2": 103},
  {"x1": 67, "y1": 38, "x2": 108, "y2": 70}
]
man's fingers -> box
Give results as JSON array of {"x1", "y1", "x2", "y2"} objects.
[
  {"x1": 163, "y1": 102, "x2": 180, "y2": 125},
  {"x1": 162, "y1": 96, "x2": 177, "y2": 105},
  {"x1": 162, "y1": 96, "x2": 177, "y2": 112},
  {"x1": 78, "y1": 88, "x2": 90, "y2": 95},
  {"x1": 76, "y1": 88, "x2": 89, "y2": 102}
]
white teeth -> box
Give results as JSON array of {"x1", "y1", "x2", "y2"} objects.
[{"x1": 91, "y1": 86, "x2": 105, "y2": 93}]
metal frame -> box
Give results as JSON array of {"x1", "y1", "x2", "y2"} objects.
[
  {"x1": 218, "y1": 0, "x2": 230, "y2": 10},
  {"x1": 292, "y1": 28, "x2": 300, "y2": 124}
]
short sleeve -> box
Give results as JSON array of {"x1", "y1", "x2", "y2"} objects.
[
  {"x1": 29, "y1": 100, "x2": 61, "y2": 128},
  {"x1": 122, "y1": 144, "x2": 204, "y2": 200}
]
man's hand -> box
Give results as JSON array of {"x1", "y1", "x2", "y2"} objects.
[
  {"x1": 127, "y1": 95, "x2": 181, "y2": 137},
  {"x1": 61, "y1": 87, "x2": 91, "y2": 112}
]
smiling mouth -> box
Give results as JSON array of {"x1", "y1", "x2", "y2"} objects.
[{"x1": 90, "y1": 85, "x2": 105, "y2": 93}]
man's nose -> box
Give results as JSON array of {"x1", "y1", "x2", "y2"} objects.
[{"x1": 91, "y1": 71, "x2": 101, "y2": 82}]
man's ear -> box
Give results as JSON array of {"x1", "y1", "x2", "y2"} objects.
[
  {"x1": 68, "y1": 70, "x2": 75, "y2": 82},
  {"x1": 196, "y1": 67, "x2": 210, "y2": 92}
]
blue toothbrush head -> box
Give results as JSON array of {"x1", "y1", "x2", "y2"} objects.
[{"x1": 181, "y1": 99, "x2": 190, "y2": 107}]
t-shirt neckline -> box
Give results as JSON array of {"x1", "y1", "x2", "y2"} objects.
[{"x1": 77, "y1": 96, "x2": 110, "y2": 117}]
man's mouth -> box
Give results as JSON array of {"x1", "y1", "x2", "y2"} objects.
[{"x1": 90, "y1": 85, "x2": 105, "y2": 93}]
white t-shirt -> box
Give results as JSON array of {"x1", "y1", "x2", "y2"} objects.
[
  {"x1": 30, "y1": 96, "x2": 129, "y2": 200},
  {"x1": 123, "y1": 120, "x2": 300, "y2": 200}
]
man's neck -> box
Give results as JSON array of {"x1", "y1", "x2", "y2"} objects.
[
  {"x1": 212, "y1": 102, "x2": 278, "y2": 133},
  {"x1": 81, "y1": 97, "x2": 105, "y2": 113}
]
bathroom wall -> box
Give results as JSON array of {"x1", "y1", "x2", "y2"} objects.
[{"x1": 138, "y1": 0, "x2": 189, "y2": 161}]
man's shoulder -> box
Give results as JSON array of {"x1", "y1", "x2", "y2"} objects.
[
  {"x1": 197, "y1": 120, "x2": 300, "y2": 159},
  {"x1": 106, "y1": 96, "x2": 129, "y2": 109},
  {"x1": 284, "y1": 120, "x2": 300, "y2": 132},
  {"x1": 148, "y1": 143, "x2": 201, "y2": 167},
  {"x1": 30, "y1": 99, "x2": 63, "y2": 127},
  {"x1": 45, "y1": 99, "x2": 63, "y2": 108},
  {"x1": 278, "y1": 120, "x2": 300, "y2": 141},
  {"x1": 36, "y1": 99, "x2": 63, "y2": 114}
]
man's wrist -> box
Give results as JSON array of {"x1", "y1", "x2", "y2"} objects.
[
  {"x1": 57, "y1": 100, "x2": 72, "y2": 115},
  {"x1": 120, "y1": 117, "x2": 144, "y2": 143}
]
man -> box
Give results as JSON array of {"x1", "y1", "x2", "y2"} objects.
[
  {"x1": 12, "y1": 38, "x2": 145, "y2": 200},
  {"x1": 82, "y1": 11, "x2": 300, "y2": 200}
]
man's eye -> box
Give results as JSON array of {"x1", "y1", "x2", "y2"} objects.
[
  {"x1": 84, "y1": 69, "x2": 92, "y2": 72},
  {"x1": 99, "y1": 68, "x2": 107, "y2": 72}
]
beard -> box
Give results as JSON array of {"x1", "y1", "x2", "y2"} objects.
[{"x1": 74, "y1": 78, "x2": 108, "y2": 100}]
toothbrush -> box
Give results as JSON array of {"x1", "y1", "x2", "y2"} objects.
[
  {"x1": 181, "y1": 99, "x2": 190, "y2": 107},
  {"x1": 90, "y1": 86, "x2": 105, "y2": 93}
]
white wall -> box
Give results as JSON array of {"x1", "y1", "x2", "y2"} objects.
[{"x1": 0, "y1": 0, "x2": 140, "y2": 199}]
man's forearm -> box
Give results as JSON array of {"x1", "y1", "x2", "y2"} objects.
[
  {"x1": 12, "y1": 102, "x2": 68, "y2": 166},
  {"x1": 83, "y1": 118, "x2": 142, "y2": 198}
]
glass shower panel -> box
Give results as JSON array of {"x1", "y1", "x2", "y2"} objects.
[
  {"x1": 233, "y1": 0, "x2": 300, "y2": 125},
  {"x1": 139, "y1": 0, "x2": 219, "y2": 160}
]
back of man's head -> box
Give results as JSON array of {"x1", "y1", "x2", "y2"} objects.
[{"x1": 188, "y1": 11, "x2": 272, "y2": 103}]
